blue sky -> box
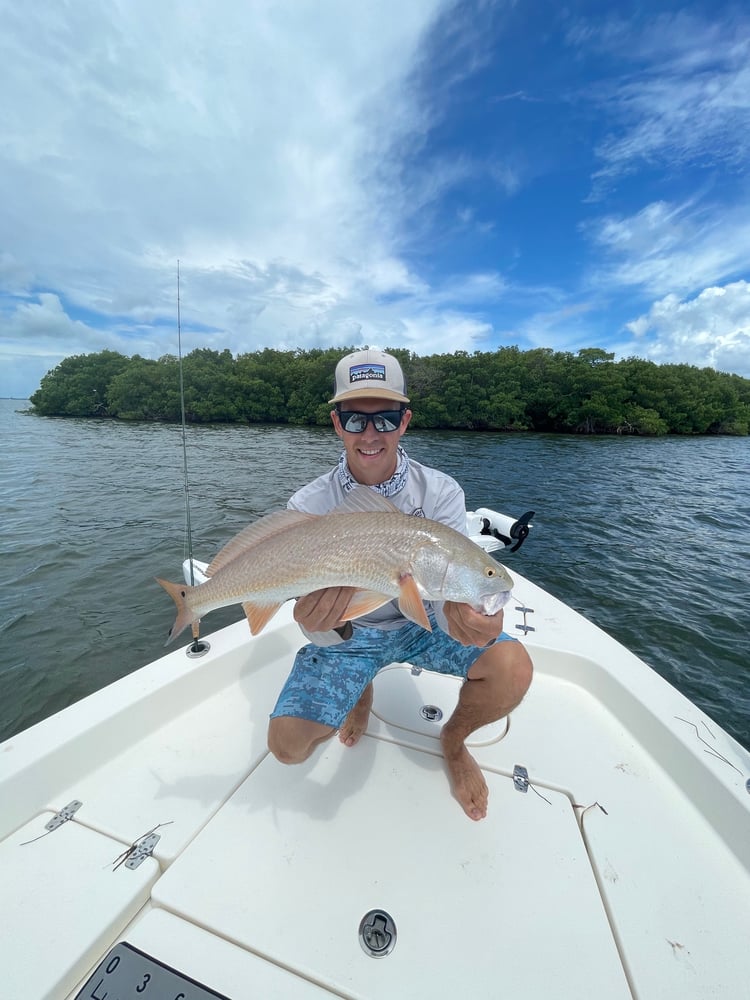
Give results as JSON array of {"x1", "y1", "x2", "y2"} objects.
[{"x1": 1, "y1": 0, "x2": 749, "y2": 397}]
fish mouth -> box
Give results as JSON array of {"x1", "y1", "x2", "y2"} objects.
[{"x1": 481, "y1": 590, "x2": 513, "y2": 616}]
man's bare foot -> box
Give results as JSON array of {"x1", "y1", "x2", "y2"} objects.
[
  {"x1": 441, "y1": 736, "x2": 489, "y2": 821},
  {"x1": 338, "y1": 683, "x2": 373, "y2": 747}
]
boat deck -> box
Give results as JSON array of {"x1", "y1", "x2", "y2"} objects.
[{"x1": 1, "y1": 572, "x2": 749, "y2": 999}]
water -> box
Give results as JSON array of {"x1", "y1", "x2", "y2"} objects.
[{"x1": 1, "y1": 398, "x2": 748, "y2": 749}]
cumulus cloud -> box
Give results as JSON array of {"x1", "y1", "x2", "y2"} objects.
[
  {"x1": 580, "y1": 189, "x2": 750, "y2": 375},
  {"x1": 621, "y1": 281, "x2": 750, "y2": 377},
  {"x1": 0, "y1": 0, "x2": 469, "y2": 395}
]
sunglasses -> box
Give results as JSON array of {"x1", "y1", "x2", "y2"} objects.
[{"x1": 337, "y1": 409, "x2": 405, "y2": 433}]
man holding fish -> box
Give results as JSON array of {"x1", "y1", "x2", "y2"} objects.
[
  {"x1": 268, "y1": 349, "x2": 533, "y2": 821},
  {"x1": 160, "y1": 349, "x2": 533, "y2": 819}
]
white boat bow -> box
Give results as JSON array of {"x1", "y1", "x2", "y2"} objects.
[{"x1": 1, "y1": 507, "x2": 749, "y2": 1000}]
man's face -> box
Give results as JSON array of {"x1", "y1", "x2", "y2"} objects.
[{"x1": 331, "y1": 397, "x2": 412, "y2": 486}]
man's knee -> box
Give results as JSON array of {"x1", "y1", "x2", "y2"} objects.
[
  {"x1": 267, "y1": 716, "x2": 334, "y2": 764},
  {"x1": 268, "y1": 736, "x2": 307, "y2": 765},
  {"x1": 506, "y1": 640, "x2": 534, "y2": 689},
  {"x1": 470, "y1": 639, "x2": 533, "y2": 697}
]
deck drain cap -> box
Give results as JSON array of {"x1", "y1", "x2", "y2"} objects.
[
  {"x1": 420, "y1": 704, "x2": 443, "y2": 722},
  {"x1": 359, "y1": 910, "x2": 396, "y2": 958}
]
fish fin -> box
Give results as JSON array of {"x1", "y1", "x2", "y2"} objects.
[
  {"x1": 242, "y1": 600, "x2": 283, "y2": 635},
  {"x1": 397, "y1": 575, "x2": 432, "y2": 631},
  {"x1": 156, "y1": 578, "x2": 198, "y2": 644},
  {"x1": 208, "y1": 509, "x2": 316, "y2": 576},
  {"x1": 339, "y1": 590, "x2": 394, "y2": 621},
  {"x1": 332, "y1": 486, "x2": 400, "y2": 515}
]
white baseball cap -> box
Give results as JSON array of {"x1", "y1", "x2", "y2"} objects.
[{"x1": 329, "y1": 349, "x2": 410, "y2": 405}]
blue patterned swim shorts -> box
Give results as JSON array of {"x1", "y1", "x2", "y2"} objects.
[{"x1": 270, "y1": 614, "x2": 517, "y2": 729}]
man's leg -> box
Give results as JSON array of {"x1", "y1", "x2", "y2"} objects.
[
  {"x1": 441, "y1": 639, "x2": 533, "y2": 821},
  {"x1": 267, "y1": 631, "x2": 386, "y2": 765},
  {"x1": 268, "y1": 678, "x2": 374, "y2": 761}
]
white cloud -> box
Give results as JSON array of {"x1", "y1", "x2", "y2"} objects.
[
  {"x1": 508, "y1": 301, "x2": 598, "y2": 353},
  {"x1": 587, "y1": 198, "x2": 750, "y2": 298},
  {"x1": 4, "y1": 3, "x2": 750, "y2": 400},
  {"x1": 575, "y1": 11, "x2": 750, "y2": 182},
  {"x1": 621, "y1": 281, "x2": 750, "y2": 377},
  {"x1": 0, "y1": 292, "x2": 167, "y2": 396},
  {"x1": 0, "y1": 1, "x2": 470, "y2": 395}
]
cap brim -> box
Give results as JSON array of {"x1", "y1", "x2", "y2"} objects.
[{"x1": 329, "y1": 387, "x2": 410, "y2": 405}]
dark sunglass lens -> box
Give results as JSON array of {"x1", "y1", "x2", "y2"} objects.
[
  {"x1": 372, "y1": 412, "x2": 401, "y2": 431},
  {"x1": 342, "y1": 413, "x2": 367, "y2": 432},
  {"x1": 339, "y1": 410, "x2": 403, "y2": 432}
]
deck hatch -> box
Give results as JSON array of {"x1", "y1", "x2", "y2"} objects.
[{"x1": 152, "y1": 739, "x2": 631, "y2": 998}]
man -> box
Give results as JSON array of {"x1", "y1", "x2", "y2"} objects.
[{"x1": 267, "y1": 349, "x2": 533, "y2": 820}]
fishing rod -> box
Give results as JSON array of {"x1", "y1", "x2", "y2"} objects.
[{"x1": 176, "y1": 260, "x2": 203, "y2": 651}]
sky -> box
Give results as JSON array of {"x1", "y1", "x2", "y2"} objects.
[{"x1": 2, "y1": 0, "x2": 750, "y2": 398}]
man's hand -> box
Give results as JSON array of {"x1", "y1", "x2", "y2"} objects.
[
  {"x1": 294, "y1": 587, "x2": 358, "y2": 633},
  {"x1": 443, "y1": 601, "x2": 505, "y2": 647}
]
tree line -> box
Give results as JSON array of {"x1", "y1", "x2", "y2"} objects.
[{"x1": 28, "y1": 345, "x2": 750, "y2": 435}]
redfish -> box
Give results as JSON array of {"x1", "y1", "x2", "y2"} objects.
[{"x1": 157, "y1": 487, "x2": 513, "y2": 642}]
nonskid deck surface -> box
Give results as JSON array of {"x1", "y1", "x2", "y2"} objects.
[{"x1": 1, "y1": 577, "x2": 749, "y2": 1000}]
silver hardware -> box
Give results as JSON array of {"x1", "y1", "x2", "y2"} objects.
[
  {"x1": 514, "y1": 604, "x2": 536, "y2": 634},
  {"x1": 410, "y1": 664, "x2": 422, "y2": 675},
  {"x1": 124, "y1": 832, "x2": 161, "y2": 869},
  {"x1": 45, "y1": 800, "x2": 82, "y2": 832},
  {"x1": 359, "y1": 910, "x2": 397, "y2": 958},
  {"x1": 420, "y1": 704, "x2": 443, "y2": 722},
  {"x1": 513, "y1": 765, "x2": 529, "y2": 793},
  {"x1": 186, "y1": 640, "x2": 211, "y2": 658}
]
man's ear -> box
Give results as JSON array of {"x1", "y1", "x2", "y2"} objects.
[{"x1": 331, "y1": 409, "x2": 344, "y2": 439}]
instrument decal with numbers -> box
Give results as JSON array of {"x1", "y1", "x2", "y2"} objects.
[{"x1": 75, "y1": 941, "x2": 232, "y2": 1000}]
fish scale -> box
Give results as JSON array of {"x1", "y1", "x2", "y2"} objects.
[{"x1": 206, "y1": 513, "x2": 440, "y2": 601}]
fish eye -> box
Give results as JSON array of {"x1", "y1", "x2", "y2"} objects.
[{"x1": 485, "y1": 567, "x2": 495, "y2": 577}]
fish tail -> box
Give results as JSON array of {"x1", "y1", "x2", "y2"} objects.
[{"x1": 156, "y1": 577, "x2": 197, "y2": 644}]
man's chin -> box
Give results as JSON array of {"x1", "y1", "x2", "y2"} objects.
[{"x1": 350, "y1": 453, "x2": 393, "y2": 484}]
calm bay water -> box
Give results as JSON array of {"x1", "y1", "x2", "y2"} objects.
[{"x1": 1, "y1": 397, "x2": 748, "y2": 748}]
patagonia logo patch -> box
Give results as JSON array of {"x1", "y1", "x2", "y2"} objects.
[{"x1": 350, "y1": 363, "x2": 386, "y2": 384}]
